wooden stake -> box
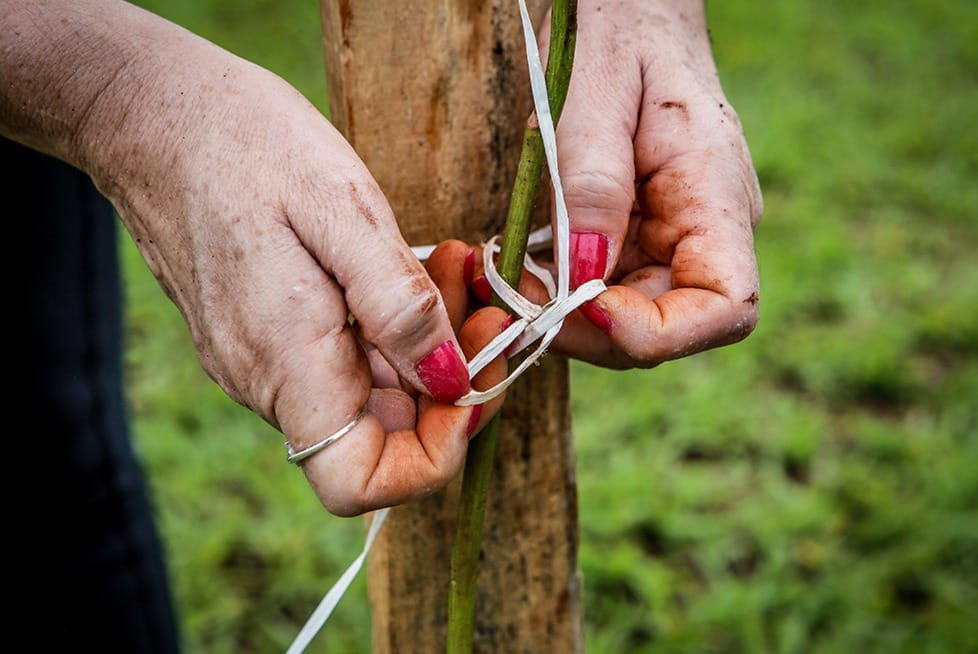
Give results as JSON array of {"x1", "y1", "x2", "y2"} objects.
[{"x1": 320, "y1": 2, "x2": 584, "y2": 652}]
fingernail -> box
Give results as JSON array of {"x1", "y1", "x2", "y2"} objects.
[
  {"x1": 471, "y1": 275, "x2": 493, "y2": 304},
  {"x1": 466, "y1": 404, "x2": 484, "y2": 437},
  {"x1": 570, "y1": 231, "x2": 609, "y2": 289},
  {"x1": 579, "y1": 300, "x2": 613, "y2": 334},
  {"x1": 463, "y1": 248, "x2": 476, "y2": 286},
  {"x1": 417, "y1": 340, "x2": 470, "y2": 403}
]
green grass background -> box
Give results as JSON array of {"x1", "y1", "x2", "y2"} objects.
[{"x1": 122, "y1": 1, "x2": 978, "y2": 652}]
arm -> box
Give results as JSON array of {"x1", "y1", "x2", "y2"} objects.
[{"x1": 2, "y1": 0, "x2": 504, "y2": 515}]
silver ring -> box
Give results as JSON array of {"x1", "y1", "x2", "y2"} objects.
[{"x1": 285, "y1": 409, "x2": 366, "y2": 465}]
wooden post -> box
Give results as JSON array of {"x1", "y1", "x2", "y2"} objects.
[{"x1": 320, "y1": 2, "x2": 583, "y2": 652}]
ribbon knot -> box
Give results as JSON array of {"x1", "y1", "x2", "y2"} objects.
[{"x1": 454, "y1": 231, "x2": 606, "y2": 406}]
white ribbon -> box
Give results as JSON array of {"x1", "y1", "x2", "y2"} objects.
[
  {"x1": 285, "y1": 508, "x2": 388, "y2": 654},
  {"x1": 286, "y1": 1, "x2": 605, "y2": 649}
]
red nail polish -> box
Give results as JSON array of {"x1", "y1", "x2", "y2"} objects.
[
  {"x1": 579, "y1": 300, "x2": 613, "y2": 334},
  {"x1": 466, "y1": 404, "x2": 484, "y2": 437},
  {"x1": 471, "y1": 275, "x2": 493, "y2": 304},
  {"x1": 570, "y1": 231, "x2": 609, "y2": 289},
  {"x1": 463, "y1": 248, "x2": 476, "y2": 286},
  {"x1": 417, "y1": 340, "x2": 470, "y2": 403}
]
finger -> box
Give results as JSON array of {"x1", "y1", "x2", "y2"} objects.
[
  {"x1": 265, "y1": 264, "x2": 372, "y2": 460},
  {"x1": 365, "y1": 387, "x2": 417, "y2": 433},
  {"x1": 592, "y1": 156, "x2": 760, "y2": 366},
  {"x1": 456, "y1": 307, "x2": 510, "y2": 435},
  {"x1": 361, "y1": 239, "x2": 478, "y2": 399},
  {"x1": 456, "y1": 209, "x2": 749, "y2": 368},
  {"x1": 303, "y1": 167, "x2": 470, "y2": 404},
  {"x1": 427, "y1": 241, "x2": 512, "y2": 427},
  {"x1": 543, "y1": 15, "x2": 642, "y2": 289},
  {"x1": 298, "y1": 307, "x2": 512, "y2": 516},
  {"x1": 362, "y1": 340, "x2": 402, "y2": 390},
  {"x1": 424, "y1": 239, "x2": 477, "y2": 332}
]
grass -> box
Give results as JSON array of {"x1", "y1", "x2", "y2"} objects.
[{"x1": 122, "y1": 0, "x2": 978, "y2": 652}]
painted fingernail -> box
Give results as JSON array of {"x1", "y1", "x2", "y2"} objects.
[
  {"x1": 466, "y1": 404, "x2": 484, "y2": 437},
  {"x1": 471, "y1": 275, "x2": 493, "y2": 304},
  {"x1": 579, "y1": 300, "x2": 613, "y2": 334},
  {"x1": 463, "y1": 248, "x2": 476, "y2": 286},
  {"x1": 570, "y1": 231, "x2": 609, "y2": 289},
  {"x1": 417, "y1": 340, "x2": 470, "y2": 403}
]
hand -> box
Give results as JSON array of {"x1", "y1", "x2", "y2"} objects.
[
  {"x1": 1, "y1": 0, "x2": 508, "y2": 516},
  {"x1": 496, "y1": 0, "x2": 762, "y2": 369}
]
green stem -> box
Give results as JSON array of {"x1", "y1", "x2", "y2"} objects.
[
  {"x1": 494, "y1": 0, "x2": 577, "y2": 292},
  {"x1": 446, "y1": 2, "x2": 577, "y2": 652}
]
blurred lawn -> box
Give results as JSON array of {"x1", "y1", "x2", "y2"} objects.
[{"x1": 123, "y1": 1, "x2": 978, "y2": 652}]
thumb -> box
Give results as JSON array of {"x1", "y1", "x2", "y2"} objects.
[
  {"x1": 309, "y1": 175, "x2": 470, "y2": 403},
  {"x1": 550, "y1": 26, "x2": 641, "y2": 291}
]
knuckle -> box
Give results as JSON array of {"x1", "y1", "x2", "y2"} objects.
[
  {"x1": 363, "y1": 282, "x2": 444, "y2": 346},
  {"x1": 562, "y1": 169, "x2": 634, "y2": 213}
]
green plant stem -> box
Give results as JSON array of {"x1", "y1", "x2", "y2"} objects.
[
  {"x1": 446, "y1": 2, "x2": 577, "y2": 652},
  {"x1": 493, "y1": 0, "x2": 576, "y2": 286}
]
